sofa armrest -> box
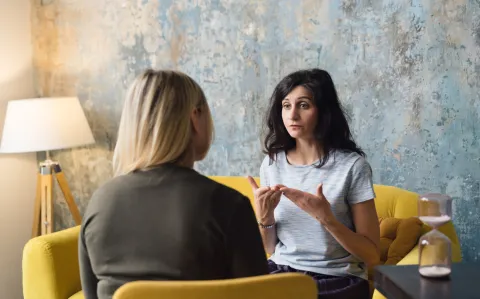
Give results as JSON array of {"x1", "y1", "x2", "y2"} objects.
[
  {"x1": 23, "y1": 225, "x2": 82, "y2": 299},
  {"x1": 395, "y1": 245, "x2": 420, "y2": 265}
]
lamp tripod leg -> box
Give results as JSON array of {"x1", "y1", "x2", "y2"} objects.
[
  {"x1": 40, "y1": 167, "x2": 53, "y2": 235},
  {"x1": 31, "y1": 161, "x2": 83, "y2": 238},
  {"x1": 52, "y1": 164, "x2": 82, "y2": 225},
  {"x1": 31, "y1": 172, "x2": 42, "y2": 238}
]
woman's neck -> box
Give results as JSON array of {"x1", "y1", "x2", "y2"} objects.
[
  {"x1": 175, "y1": 147, "x2": 196, "y2": 169},
  {"x1": 288, "y1": 138, "x2": 323, "y2": 165}
]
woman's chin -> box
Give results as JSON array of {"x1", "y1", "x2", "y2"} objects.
[{"x1": 288, "y1": 131, "x2": 303, "y2": 139}]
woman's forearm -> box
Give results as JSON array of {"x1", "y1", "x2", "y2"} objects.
[
  {"x1": 257, "y1": 215, "x2": 277, "y2": 255},
  {"x1": 322, "y1": 218, "x2": 380, "y2": 267},
  {"x1": 259, "y1": 226, "x2": 277, "y2": 255}
]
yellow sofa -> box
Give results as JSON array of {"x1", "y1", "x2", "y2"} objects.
[{"x1": 22, "y1": 177, "x2": 462, "y2": 299}]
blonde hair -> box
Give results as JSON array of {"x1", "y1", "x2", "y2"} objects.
[{"x1": 112, "y1": 69, "x2": 214, "y2": 176}]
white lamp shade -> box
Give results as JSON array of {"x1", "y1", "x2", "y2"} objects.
[{"x1": 0, "y1": 97, "x2": 95, "y2": 153}]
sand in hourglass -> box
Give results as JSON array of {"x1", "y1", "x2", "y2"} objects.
[
  {"x1": 418, "y1": 215, "x2": 452, "y2": 278},
  {"x1": 418, "y1": 215, "x2": 451, "y2": 227},
  {"x1": 419, "y1": 265, "x2": 451, "y2": 277}
]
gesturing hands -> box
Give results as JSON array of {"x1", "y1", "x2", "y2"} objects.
[
  {"x1": 246, "y1": 176, "x2": 335, "y2": 226},
  {"x1": 247, "y1": 176, "x2": 283, "y2": 224},
  {"x1": 279, "y1": 184, "x2": 335, "y2": 225}
]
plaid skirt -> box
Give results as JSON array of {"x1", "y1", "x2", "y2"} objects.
[{"x1": 268, "y1": 260, "x2": 370, "y2": 299}]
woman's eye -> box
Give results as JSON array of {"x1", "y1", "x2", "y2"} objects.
[
  {"x1": 300, "y1": 103, "x2": 309, "y2": 109},
  {"x1": 282, "y1": 103, "x2": 291, "y2": 109}
]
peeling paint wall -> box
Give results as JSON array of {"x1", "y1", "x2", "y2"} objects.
[{"x1": 32, "y1": 0, "x2": 480, "y2": 261}]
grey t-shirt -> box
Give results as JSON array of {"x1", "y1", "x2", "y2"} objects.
[{"x1": 261, "y1": 150, "x2": 375, "y2": 279}]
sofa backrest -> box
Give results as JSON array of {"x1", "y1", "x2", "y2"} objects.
[{"x1": 209, "y1": 176, "x2": 421, "y2": 219}]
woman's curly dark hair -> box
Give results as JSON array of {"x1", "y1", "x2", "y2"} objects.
[{"x1": 263, "y1": 68, "x2": 365, "y2": 167}]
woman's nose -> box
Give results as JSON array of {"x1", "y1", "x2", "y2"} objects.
[{"x1": 288, "y1": 107, "x2": 300, "y2": 120}]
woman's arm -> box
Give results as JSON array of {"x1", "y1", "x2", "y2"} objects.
[
  {"x1": 248, "y1": 160, "x2": 280, "y2": 255},
  {"x1": 322, "y1": 199, "x2": 380, "y2": 267},
  {"x1": 279, "y1": 184, "x2": 380, "y2": 267},
  {"x1": 79, "y1": 227, "x2": 99, "y2": 299},
  {"x1": 258, "y1": 212, "x2": 277, "y2": 255},
  {"x1": 247, "y1": 176, "x2": 279, "y2": 255}
]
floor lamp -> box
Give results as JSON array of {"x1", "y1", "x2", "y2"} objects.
[{"x1": 0, "y1": 97, "x2": 95, "y2": 237}]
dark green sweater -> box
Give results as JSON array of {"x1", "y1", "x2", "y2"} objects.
[{"x1": 79, "y1": 164, "x2": 268, "y2": 299}]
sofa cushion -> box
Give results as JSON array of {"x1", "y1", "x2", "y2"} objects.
[{"x1": 379, "y1": 217, "x2": 423, "y2": 265}]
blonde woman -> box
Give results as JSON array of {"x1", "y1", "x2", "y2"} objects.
[{"x1": 79, "y1": 69, "x2": 268, "y2": 299}]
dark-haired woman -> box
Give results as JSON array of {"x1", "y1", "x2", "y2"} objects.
[{"x1": 247, "y1": 69, "x2": 380, "y2": 299}]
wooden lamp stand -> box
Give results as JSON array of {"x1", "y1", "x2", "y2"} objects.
[{"x1": 31, "y1": 153, "x2": 82, "y2": 237}]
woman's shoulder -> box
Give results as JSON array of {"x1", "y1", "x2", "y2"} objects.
[
  {"x1": 81, "y1": 174, "x2": 132, "y2": 221},
  {"x1": 204, "y1": 177, "x2": 254, "y2": 219},
  {"x1": 260, "y1": 155, "x2": 270, "y2": 169},
  {"x1": 331, "y1": 150, "x2": 373, "y2": 179},
  {"x1": 260, "y1": 151, "x2": 286, "y2": 169},
  {"x1": 332, "y1": 150, "x2": 369, "y2": 167},
  {"x1": 86, "y1": 173, "x2": 138, "y2": 206},
  {"x1": 208, "y1": 177, "x2": 249, "y2": 202}
]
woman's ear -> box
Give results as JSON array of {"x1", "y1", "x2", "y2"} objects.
[{"x1": 190, "y1": 108, "x2": 201, "y2": 134}]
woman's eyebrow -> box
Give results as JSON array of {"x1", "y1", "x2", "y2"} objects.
[
  {"x1": 282, "y1": 96, "x2": 312, "y2": 102},
  {"x1": 297, "y1": 96, "x2": 312, "y2": 101}
]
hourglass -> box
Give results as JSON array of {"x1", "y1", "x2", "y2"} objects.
[{"x1": 418, "y1": 193, "x2": 453, "y2": 278}]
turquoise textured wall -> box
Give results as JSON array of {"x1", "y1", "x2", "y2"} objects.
[{"x1": 32, "y1": 0, "x2": 479, "y2": 261}]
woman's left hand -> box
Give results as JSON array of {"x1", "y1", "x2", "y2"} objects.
[{"x1": 279, "y1": 184, "x2": 336, "y2": 225}]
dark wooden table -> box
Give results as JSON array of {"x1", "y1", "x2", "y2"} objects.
[{"x1": 374, "y1": 263, "x2": 480, "y2": 299}]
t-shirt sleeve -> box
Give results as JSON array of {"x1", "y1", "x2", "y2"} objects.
[
  {"x1": 260, "y1": 156, "x2": 269, "y2": 188},
  {"x1": 227, "y1": 195, "x2": 269, "y2": 278},
  {"x1": 348, "y1": 157, "x2": 376, "y2": 204}
]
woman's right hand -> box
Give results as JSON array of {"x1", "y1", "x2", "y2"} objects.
[{"x1": 247, "y1": 176, "x2": 283, "y2": 225}]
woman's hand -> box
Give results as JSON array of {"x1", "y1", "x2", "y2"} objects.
[
  {"x1": 279, "y1": 184, "x2": 335, "y2": 225},
  {"x1": 247, "y1": 176, "x2": 283, "y2": 224}
]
